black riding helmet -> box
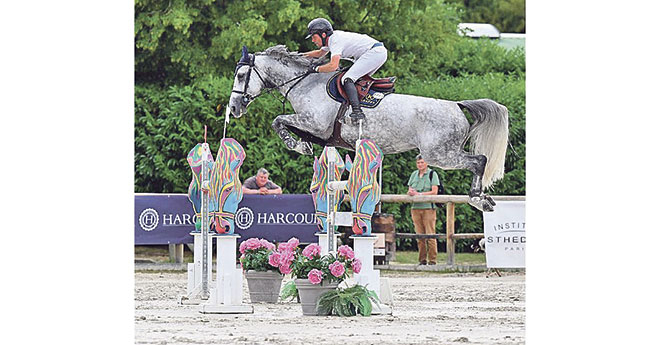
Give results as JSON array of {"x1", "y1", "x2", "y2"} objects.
[{"x1": 305, "y1": 18, "x2": 333, "y2": 45}]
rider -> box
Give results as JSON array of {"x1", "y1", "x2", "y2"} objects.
[{"x1": 302, "y1": 18, "x2": 388, "y2": 123}]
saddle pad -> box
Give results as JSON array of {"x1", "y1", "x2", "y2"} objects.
[{"x1": 326, "y1": 72, "x2": 393, "y2": 109}]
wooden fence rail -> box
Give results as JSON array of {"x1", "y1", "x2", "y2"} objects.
[{"x1": 375, "y1": 194, "x2": 526, "y2": 266}]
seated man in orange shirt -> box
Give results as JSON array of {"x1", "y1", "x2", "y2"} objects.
[{"x1": 242, "y1": 168, "x2": 282, "y2": 195}]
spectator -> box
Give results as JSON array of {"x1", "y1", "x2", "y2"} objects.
[
  {"x1": 407, "y1": 154, "x2": 442, "y2": 265},
  {"x1": 242, "y1": 168, "x2": 282, "y2": 195}
]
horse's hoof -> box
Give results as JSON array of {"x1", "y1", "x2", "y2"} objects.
[
  {"x1": 293, "y1": 140, "x2": 313, "y2": 155},
  {"x1": 482, "y1": 201, "x2": 494, "y2": 212},
  {"x1": 299, "y1": 141, "x2": 313, "y2": 155},
  {"x1": 303, "y1": 142, "x2": 313, "y2": 155},
  {"x1": 468, "y1": 198, "x2": 485, "y2": 212},
  {"x1": 285, "y1": 139, "x2": 297, "y2": 150},
  {"x1": 484, "y1": 195, "x2": 496, "y2": 207},
  {"x1": 351, "y1": 118, "x2": 365, "y2": 126}
]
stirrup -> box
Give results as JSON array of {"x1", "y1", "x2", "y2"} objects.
[{"x1": 349, "y1": 111, "x2": 365, "y2": 120}]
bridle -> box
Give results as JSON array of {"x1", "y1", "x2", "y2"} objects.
[{"x1": 231, "y1": 53, "x2": 311, "y2": 113}]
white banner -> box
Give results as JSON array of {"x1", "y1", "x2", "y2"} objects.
[{"x1": 483, "y1": 201, "x2": 526, "y2": 268}]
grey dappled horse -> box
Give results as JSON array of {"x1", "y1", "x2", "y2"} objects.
[{"x1": 228, "y1": 45, "x2": 509, "y2": 212}]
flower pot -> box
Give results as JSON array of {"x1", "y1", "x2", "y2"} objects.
[
  {"x1": 245, "y1": 270, "x2": 283, "y2": 303},
  {"x1": 294, "y1": 278, "x2": 339, "y2": 315}
]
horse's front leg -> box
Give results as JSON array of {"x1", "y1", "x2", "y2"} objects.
[{"x1": 272, "y1": 113, "x2": 325, "y2": 155}]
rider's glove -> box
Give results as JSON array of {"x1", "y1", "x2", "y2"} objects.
[{"x1": 307, "y1": 65, "x2": 319, "y2": 74}]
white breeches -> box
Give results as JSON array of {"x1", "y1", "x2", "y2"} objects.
[{"x1": 341, "y1": 46, "x2": 388, "y2": 84}]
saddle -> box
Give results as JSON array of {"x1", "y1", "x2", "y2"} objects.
[
  {"x1": 326, "y1": 71, "x2": 396, "y2": 108},
  {"x1": 335, "y1": 71, "x2": 396, "y2": 102}
]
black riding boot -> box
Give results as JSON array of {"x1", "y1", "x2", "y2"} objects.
[{"x1": 343, "y1": 78, "x2": 365, "y2": 122}]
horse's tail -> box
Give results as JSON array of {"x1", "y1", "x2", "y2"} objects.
[{"x1": 457, "y1": 99, "x2": 509, "y2": 189}]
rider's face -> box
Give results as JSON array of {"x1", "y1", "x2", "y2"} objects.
[{"x1": 311, "y1": 33, "x2": 323, "y2": 48}]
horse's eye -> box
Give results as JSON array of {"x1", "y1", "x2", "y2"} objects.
[{"x1": 237, "y1": 73, "x2": 245, "y2": 80}]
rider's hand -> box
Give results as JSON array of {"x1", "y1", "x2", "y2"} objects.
[{"x1": 307, "y1": 65, "x2": 319, "y2": 74}]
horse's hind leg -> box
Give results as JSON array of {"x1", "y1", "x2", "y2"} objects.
[
  {"x1": 454, "y1": 153, "x2": 497, "y2": 211},
  {"x1": 463, "y1": 154, "x2": 498, "y2": 211},
  {"x1": 423, "y1": 149, "x2": 495, "y2": 212}
]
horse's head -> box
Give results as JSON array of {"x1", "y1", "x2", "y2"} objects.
[
  {"x1": 209, "y1": 138, "x2": 246, "y2": 234},
  {"x1": 309, "y1": 147, "x2": 345, "y2": 232},
  {"x1": 229, "y1": 46, "x2": 264, "y2": 118},
  {"x1": 345, "y1": 139, "x2": 383, "y2": 236},
  {"x1": 229, "y1": 45, "x2": 313, "y2": 118},
  {"x1": 186, "y1": 143, "x2": 214, "y2": 231}
]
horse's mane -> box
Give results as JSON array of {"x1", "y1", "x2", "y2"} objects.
[{"x1": 260, "y1": 45, "x2": 314, "y2": 68}]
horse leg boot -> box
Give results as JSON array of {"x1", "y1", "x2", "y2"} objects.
[
  {"x1": 342, "y1": 78, "x2": 365, "y2": 124},
  {"x1": 272, "y1": 117, "x2": 313, "y2": 155},
  {"x1": 464, "y1": 154, "x2": 495, "y2": 212}
]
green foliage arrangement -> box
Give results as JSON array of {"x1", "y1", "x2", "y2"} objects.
[
  {"x1": 316, "y1": 284, "x2": 381, "y2": 317},
  {"x1": 134, "y1": 0, "x2": 526, "y2": 252},
  {"x1": 280, "y1": 280, "x2": 299, "y2": 301}
]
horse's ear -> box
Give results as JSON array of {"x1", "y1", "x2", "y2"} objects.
[
  {"x1": 337, "y1": 160, "x2": 346, "y2": 176},
  {"x1": 336, "y1": 153, "x2": 345, "y2": 168},
  {"x1": 375, "y1": 146, "x2": 384, "y2": 163},
  {"x1": 229, "y1": 158, "x2": 243, "y2": 172},
  {"x1": 313, "y1": 156, "x2": 320, "y2": 173},
  {"x1": 368, "y1": 160, "x2": 380, "y2": 175},
  {"x1": 345, "y1": 155, "x2": 353, "y2": 172},
  {"x1": 238, "y1": 45, "x2": 250, "y2": 65}
]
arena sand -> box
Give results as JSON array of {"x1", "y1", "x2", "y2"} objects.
[{"x1": 135, "y1": 271, "x2": 524, "y2": 344}]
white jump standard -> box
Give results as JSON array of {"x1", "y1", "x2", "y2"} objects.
[
  {"x1": 180, "y1": 141, "x2": 214, "y2": 305},
  {"x1": 200, "y1": 234, "x2": 253, "y2": 314}
]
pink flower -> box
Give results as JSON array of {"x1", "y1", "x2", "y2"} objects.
[
  {"x1": 279, "y1": 250, "x2": 295, "y2": 266},
  {"x1": 287, "y1": 237, "x2": 300, "y2": 249},
  {"x1": 308, "y1": 269, "x2": 324, "y2": 284},
  {"x1": 352, "y1": 259, "x2": 362, "y2": 274},
  {"x1": 302, "y1": 244, "x2": 322, "y2": 259},
  {"x1": 278, "y1": 242, "x2": 290, "y2": 251},
  {"x1": 279, "y1": 263, "x2": 292, "y2": 275},
  {"x1": 338, "y1": 245, "x2": 355, "y2": 259},
  {"x1": 329, "y1": 260, "x2": 345, "y2": 277},
  {"x1": 260, "y1": 239, "x2": 275, "y2": 251},
  {"x1": 268, "y1": 252, "x2": 281, "y2": 267},
  {"x1": 244, "y1": 238, "x2": 262, "y2": 251},
  {"x1": 239, "y1": 240, "x2": 248, "y2": 254}
]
